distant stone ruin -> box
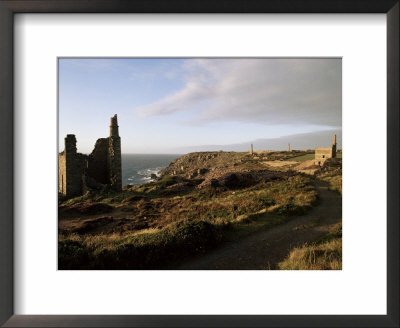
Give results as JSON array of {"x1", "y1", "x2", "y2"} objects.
[
  {"x1": 250, "y1": 144, "x2": 254, "y2": 155},
  {"x1": 315, "y1": 134, "x2": 336, "y2": 166},
  {"x1": 59, "y1": 114, "x2": 122, "y2": 197}
]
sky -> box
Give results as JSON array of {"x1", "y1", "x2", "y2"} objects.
[{"x1": 58, "y1": 58, "x2": 342, "y2": 154}]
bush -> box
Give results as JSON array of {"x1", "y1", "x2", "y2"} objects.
[
  {"x1": 58, "y1": 219, "x2": 222, "y2": 270},
  {"x1": 58, "y1": 240, "x2": 91, "y2": 269},
  {"x1": 157, "y1": 176, "x2": 180, "y2": 188}
]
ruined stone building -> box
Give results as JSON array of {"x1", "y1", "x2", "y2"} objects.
[
  {"x1": 315, "y1": 134, "x2": 336, "y2": 166},
  {"x1": 59, "y1": 114, "x2": 122, "y2": 197}
]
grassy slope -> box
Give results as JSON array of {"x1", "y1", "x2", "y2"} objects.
[
  {"x1": 59, "y1": 175, "x2": 318, "y2": 269},
  {"x1": 288, "y1": 153, "x2": 315, "y2": 162},
  {"x1": 278, "y1": 223, "x2": 342, "y2": 270},
  {"x1": 279, "y1": 158, "x2": 342, "y2": 270}
]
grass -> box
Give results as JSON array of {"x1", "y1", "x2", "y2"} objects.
[
  {"x1": 277, "y1": 223, "x2": 342, "y2": 270},
  {"x1": 59, "y1": 174, "x2": 318, "y2": 269},
  {"x1": 319, "y1": 173, "x2": 342, "y2": 195},
  {"x1": 224, "y1": 213, "x2": 290, "y2": 241},
  {"x1": 59, "y1": 176, "x2": 201, "y2": 207},
  {"x1": 317, "y1": 159, "x2": 342, "y2": 195},
  {"x1": 287, "y1": 153, "x2": 315, "y2": 162},
  {"x1": 59, "y1": 212, "x2": 306, "y2": 270},
  {"x1": 286, "y1": 152, "x2": 341, "y2": 162}
]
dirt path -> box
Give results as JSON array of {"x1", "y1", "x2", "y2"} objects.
[{"x1": 177, "y1": 180, "x2": 342, "y2": 270}]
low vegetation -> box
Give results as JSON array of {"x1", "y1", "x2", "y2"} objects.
[
  {"x1": 59, "y1": 172, "x2": 318, "y2": 269},
  {"x1": 317, "y1": 158, "x2": 342, "y2": 194},
  {"x1": 59, "y1": 219, "x2": 223, "y2": 270},
  {"x1": 277, "y1": 223, "x2": 342, "y2": 270},
  {"x1": 59, "y1": 150, "x2": 342, "y2": 270}
]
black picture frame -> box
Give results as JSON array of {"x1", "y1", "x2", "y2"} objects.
[{"x1": 0, "y1": 1, "x2": 398, "y2": 327}]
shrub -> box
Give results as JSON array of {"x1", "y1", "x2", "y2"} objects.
[
  {"x1": 58, "y1": 219, "x2": 223, "y2": 270},
  {"x1": 58, "y1": 240, "x2": 91, "y2": 270},
  {"x1": 157, "y1": 176, "x2": 180, "y2": 188}
]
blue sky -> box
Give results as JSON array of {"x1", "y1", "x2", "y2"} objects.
[{"x1": 58, "y1": 58, "x2": 341, "y2": 154}]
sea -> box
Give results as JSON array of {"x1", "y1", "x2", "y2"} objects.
[{"x1": 122, "y1": 154, "x2": 181, "y2": 186}]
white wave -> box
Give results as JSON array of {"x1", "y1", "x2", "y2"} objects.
[
  {"x1": 137, "y1": 167, "x2": 163, "y2": 177},
  {"x1": 125, "y1": 166, "x2": 166, "y2": 186}
]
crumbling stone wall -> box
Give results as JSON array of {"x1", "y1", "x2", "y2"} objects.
[
  {"x1": 86, "y1": 138, "x2": 109, "y2": 184},
  {"x1": 58, "y1": 152, "x2": 66, "y2": 195},
  {"x1": 58, "y1": 134, "x2": 87, "y2": 197},
  {"x1": 59, "y1": 115, "x2": 122, "y2": 198}
]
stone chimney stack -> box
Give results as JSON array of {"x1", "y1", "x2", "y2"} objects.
[
  {"x1": 110, "y1": 114, "x2": 119, "y2": 137},
  {"x1": 250, "y1": 144, "x2": 253, "y2": 155},
  {"x1": 332, "y1": 134, "x2": 337, "y2": 158},
  {"x1": 65, "y1": 134, "x2": 77, "y2": 154},
  {"x1": 108, "y1": 114, "x2": 122, "y2": 191},
  {"x1": 288, "y1": 143, "x2": 291, "y2": 152}
]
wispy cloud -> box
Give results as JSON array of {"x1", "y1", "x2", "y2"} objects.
[{"x1": 135, "y1": 58, "x2": 341, "y2": 127}]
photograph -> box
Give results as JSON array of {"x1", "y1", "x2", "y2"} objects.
[
  {"x1": 1, "y1": 0, "x2": 396, "y2": 325},
  {"x1": 58, "y1": 58, "x2": 342, "y2": 270}
]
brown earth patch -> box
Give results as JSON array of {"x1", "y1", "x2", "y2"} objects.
[
  {"x1": 122, "y1": 195, "x2": 147, "y2": 203},
  {"x1": 70, "y1": 216, "x2": 114, "y2": 234},
  {"x1": 60, "y1": 202, "x2": 113, "y2": 216}
]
